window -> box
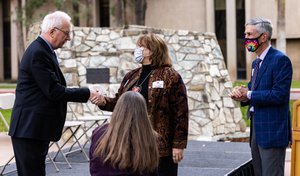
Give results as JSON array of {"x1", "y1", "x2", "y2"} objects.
[
  {"x1": 236, "y1": 0, "x2": 246, "y2": 79},
  {"x1": 99, "y1": 0, "x2": 110, "y2": 27}
]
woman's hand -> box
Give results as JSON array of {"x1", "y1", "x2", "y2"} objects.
[{"x1": 172, "y1": 148, "x2": 184, "y2": 163}]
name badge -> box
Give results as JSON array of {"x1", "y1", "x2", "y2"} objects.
[
  {"x1": 152, "y1": 81, "x2": 164, "y2": 88},
  {"x1": 251, "y1": 68, "x2": 254, "y2": 76}
]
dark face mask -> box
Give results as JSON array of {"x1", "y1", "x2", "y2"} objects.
[{"x1": 244, "y1": 33, "x2": 264, "y2": 52}]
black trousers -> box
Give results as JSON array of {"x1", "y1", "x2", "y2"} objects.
[
  {"x1": 11, "y1": 137, "x2": 50, "y2": 176},
  {"x1": 158, "y1": 155, "x2": 178, "y2": 176}
]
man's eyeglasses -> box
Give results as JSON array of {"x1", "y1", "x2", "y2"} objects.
[{"x1": 54, "y1": 27, "x2": 70, "y2": 37}]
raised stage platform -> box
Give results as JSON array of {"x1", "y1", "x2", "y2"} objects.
[{"x1": 2, "y1": 140, "x2": 252, "y2": 176}]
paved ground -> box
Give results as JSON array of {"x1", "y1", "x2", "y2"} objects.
[
  {"x1": 2, "y1": 140, "x2": 252, "y2": 176},
  {"x1": 0, "y1": 86, "x2": 295, "y2": 175},
  {"x1": 0, "y1": 138, "x2": 291, "y2": 176}
]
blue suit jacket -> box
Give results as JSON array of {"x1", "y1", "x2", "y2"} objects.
[
  {"x1": 244, "y1": 47, "x2": 292, "y2": 149},
  {"x1": 9, "y1": 37, "x2": 90, "y2": 142}
]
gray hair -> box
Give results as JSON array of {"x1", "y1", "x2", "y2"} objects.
[
  {"x1": 245, "y1": 17, "x2": 273, "y2": 40},
  {"x1": 40, "y1": 11, "x2": 71, "y2": 34}
]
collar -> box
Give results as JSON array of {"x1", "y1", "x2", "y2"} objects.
[
  {"x1": 39, "y1": 35, "x2": 55, "y2": 54},
  {"x1": 257, "y1": 45, "x2": 271, "y2": 61}
]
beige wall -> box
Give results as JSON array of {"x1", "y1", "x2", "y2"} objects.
[
  {"x1": 146, "y1": 0, "x2": 206, "y2": 32},
  {"x1": 246, "y1": 0, "x2": 277, "y2": 37},
  {"x1": 286, "y1": 0, "x2": 300, "y2": 38},
  {"x1": 248, "y1": 0, "x2": 300, "y2": 38},
  {"x1": 145, "y1": 0, "x2": 300, "y2": 38},
  {"x1": 287, "y1": 39, "x2": 300, "y2": 80}
]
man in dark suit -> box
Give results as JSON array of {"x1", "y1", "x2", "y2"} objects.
[
  {"x1": 229, "y1": 17, "x2": 292, "y2": 176},
  {"x1": 8, "y1": 11, "x2": 100, "y2": 176}
]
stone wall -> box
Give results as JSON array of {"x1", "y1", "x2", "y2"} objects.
[{"x1": 28, "y1": 25, "x2": 246, "y2": 140}]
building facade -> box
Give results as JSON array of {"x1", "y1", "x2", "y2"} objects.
[{"x1": 1, "y1": 0, "x2": 300, "y2": 81}]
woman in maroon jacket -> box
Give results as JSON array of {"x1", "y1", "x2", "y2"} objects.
[
  {"x1": 93, "y1": 33, "x2": 189, "y2": 176},
  {"x1": 89, "y1": 91, "x2": 159, "y2": 176}
]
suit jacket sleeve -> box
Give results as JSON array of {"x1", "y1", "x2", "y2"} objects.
[
  {"x1": 169, "y1": 73, "x2": 189, "y2": 148},
  {"x1": 31, "y1": 50, "x2": 90, "y2": 102}
]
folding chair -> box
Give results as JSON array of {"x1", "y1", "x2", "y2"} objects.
[
  {"x1": 0, "y1": 93, "x2": 15, "y2": 131},
  {"x1": 47, "y1": 120, "x2": 87, "y2": 170},
  {"x1": 0, "y1": 93, "x2": 16, "y2": 175},
  {"x1": 67, "y1": 102, "x2": 111, "y2": 151}
]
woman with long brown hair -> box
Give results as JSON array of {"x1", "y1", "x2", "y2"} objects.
[{"x1": 89, "y1": 91, "x2": 159, "y2": 176}]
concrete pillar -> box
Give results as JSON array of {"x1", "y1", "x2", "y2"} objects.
[
  {"x1": 0, "y1": 1, "x2": 4, "y2": 80},
  {"x1": 22, "y1": 0, "x2": 26, "y2": 46},
  {"x1": 226, "y1": 0, "x2": 237, "y2": 81},
  {"x1": 245, "y1": 0, "x2": 253, "y2": 80},
  {"x1": 93, "y1": 0, "x2": 100, "y2": 27},
  {"x1": 205, "y1": 0, "x2": 215, "y2": 33},
  {"x1": 10, "y1": 0, "x2": 19, "y2": 80}
]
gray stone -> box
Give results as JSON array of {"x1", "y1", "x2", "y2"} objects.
[
  {"x1": 75, "y1": 44, "x2": 90, "y2": 52},
  {"x1": 223, "y1": 97, "x2": 235, "y2": 108},
  {"x1": 89, "y1": 56, "x2": 106, "y2": 67},
  {"x1": 114, "y1": 37, "x2": 136, "y2": 50},
  {"x1": 109, "y1": 31, "x2": 120, "y2": 40},
  {"x1": 169, "y1": 35, "x2": 179, "y2": 43},
  {"x1": 86, "y1": 32, "x2": 96, "y2": 40},
  {"x1": 96, "y1": 35, "x2": 110, "y2": 42},
  {"x1": 185, "y1": 54, "x2": 202, "y2": 61},
  {"x1": 63, "y1": 59, "x2": 77, "y2": 68},
  {"x1": 210, "y1": 65, "x2": 221, "y2": 77},
  {"x1": 59, "y1": 51, "x2": 72, "y2": 59},
  {"x1": 178, "y1": 30, "x2": 189, "y2": 35}
]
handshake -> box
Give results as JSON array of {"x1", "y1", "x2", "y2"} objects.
[
  {"x1": 228, "y1": 85, "x2": 249, "y2": 102},
  {"x1": 89, "y1": 89, "x2": 106, "y2": 106}
]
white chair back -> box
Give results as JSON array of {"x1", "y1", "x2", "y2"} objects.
[{"x1": 0, "y1": 93, "x2": 15, "y2": 110}]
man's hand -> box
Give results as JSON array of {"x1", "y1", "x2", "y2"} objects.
[
  {"x1": 229, "y1": 85, "x2": 248, "y2": 102},
  {"x1": 89, "y1": 90, "x2": 106, "y2": 106}
]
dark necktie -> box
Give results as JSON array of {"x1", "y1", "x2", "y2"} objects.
[
  {"x1": 247, "y1": 58, "x2": 262, "y2": 119},
  {"x1": 251, "y1": 58, "x2": 262, "y2": 90},
  {"x1": 52, "y1": 52, "x2": 59, "y2": 65}
]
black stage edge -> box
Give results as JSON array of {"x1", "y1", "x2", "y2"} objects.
[{"x1": 225, "y1": 159, "x2": 254, "y2": 176}]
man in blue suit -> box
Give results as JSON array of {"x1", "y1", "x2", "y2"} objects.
[
  {"x1": 229, "y1": 17, "x2": 292, "y2": 176},
  {"x1": 8, "y1": 11, "x2": 100, "y2": 176}
]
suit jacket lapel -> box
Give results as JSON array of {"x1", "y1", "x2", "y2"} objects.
[
  {"x1": 123, "y1": 68, "x2": 141, "y2": 91},
  {"x1": 37, "y1": 37, "x2": 65, "y2": 85},
  {"x1": 51, "y1": 52, "x2": 63, "y2": 83},
  {"x1": 253, "y1": 47, "x2": 274, "y2": 90}
]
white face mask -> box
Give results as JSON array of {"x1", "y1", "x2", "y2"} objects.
[{"x1": 134, "y1": 47, "x2": 144, "y2": 63}]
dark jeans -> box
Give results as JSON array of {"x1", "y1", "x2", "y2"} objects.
[{"x1": 158, "y1": 155, "x2": 178, "y2": 176}]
